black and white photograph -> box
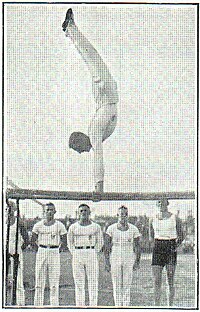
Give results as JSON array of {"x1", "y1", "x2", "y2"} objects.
[{"x1": 3, "y1": 2, "x2": 198, "y2": 308}]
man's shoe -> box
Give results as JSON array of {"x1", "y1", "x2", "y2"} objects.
[{"x1": 62, "y1": 8, "x2": 74, "y2": 32}]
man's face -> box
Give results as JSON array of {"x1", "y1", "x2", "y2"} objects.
[
  {"x1": 78, "y1": 205, "x2": 91, "y2": 221},
  {"x1": 118, "y1": 209, "x2": 128, "y2": 224},
  {"x1": 44, "y1": 205, "x2": 56, "y2": 219},
  {"x1": 157, "y1": 200, "x2": 168, "y2": 212}
]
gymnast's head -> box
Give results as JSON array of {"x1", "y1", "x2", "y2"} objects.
[{"x1": 69, "y1": 132, "x2": 92, "y2": 154}]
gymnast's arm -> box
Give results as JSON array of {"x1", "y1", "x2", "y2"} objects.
[
  {"x1": 67, "y1": 225, "x2": 74, "y2": 254},
  {"x1": 176, "y1": 217, "x2": 185, "y2": 247}
]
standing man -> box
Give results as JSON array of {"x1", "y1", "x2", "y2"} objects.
[
  {"x1": 62, "y1": 9, "x2": 119, "y2": 193},
  {"x1": 67, "y1": 204, "x2": 104, "y2": 306},
  {"x1": 104, "y1": 206, "x2": 141, "y2": 306},
  {"x1": 6, "y1": 200, "x2": 29, "y2": 306},
  {"x1": 151, "y1": 199, "x2": 184, "y2": 306},
  {"x1": 31, "y1": 203, "x2": 67, "y2": 306}
]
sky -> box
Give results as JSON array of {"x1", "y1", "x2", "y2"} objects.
[{"x1": 4, "y1": 3, "x2": 197, "y2": 218}]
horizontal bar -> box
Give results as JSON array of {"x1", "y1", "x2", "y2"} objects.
[
  {"x1": 6, "y1": 188, "x2": 195, "y2": 201},
  {"x1": 7, "y1": 179, "x2": 45, "y2": 207}
]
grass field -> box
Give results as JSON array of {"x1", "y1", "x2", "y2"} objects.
[{"x1": 6, "y1": 251, "x2": 196, "y2": 308}]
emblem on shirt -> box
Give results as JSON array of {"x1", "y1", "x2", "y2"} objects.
[
  {"x1": 89, "y1": 235, "x2": 92, "y2": 240},
  {"x1": 51, "y1": 233, "x2": 56, "y2": 239}
]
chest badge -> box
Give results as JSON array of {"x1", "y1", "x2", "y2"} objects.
[{"x1": 51, "y1": 233, "x2": 56, "y2": 239}]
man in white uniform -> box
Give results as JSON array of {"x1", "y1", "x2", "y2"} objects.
[
  {"x1": 31, "y1": 203, "x2": 67, "y2": 306},
  {"x1": 6, "y1": 200, "x2": 29, "y2": 306},
  {"x1": 67, "y1": 204, "x2": 104, "y2": 306},
  {"x1": 105, "y1": 206, "x2": 141, "y2": 307},
  {"x1": 62, "y1": 9, "x2": 119, "y2": 193},
  {"x1": 150, "y1": 199, "x2": 184, "y2": 306}
]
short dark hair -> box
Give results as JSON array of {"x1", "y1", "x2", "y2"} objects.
[
  {"x1": 69, "y1": 132, "x2": 92, "y2": 152},
  {"x1": 78, "y1": 204, "x2": 90, "y2": 210},
  {"x1": 158, "y1": 199, "x2": 169, "y2": 205},
  {"x1": 119, "y1": 205, "x2": 128, "y2": 210},
  {"x1": 118, "y1": 205, "x2": 128, "y2": 215},
  {"x1": 45, "y1": 202, "x2": 56, "y2": 211}
]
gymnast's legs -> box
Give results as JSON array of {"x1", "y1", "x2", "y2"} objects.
[{"x1": 63, "y1": 9, "x2": 118, "y2": 192}]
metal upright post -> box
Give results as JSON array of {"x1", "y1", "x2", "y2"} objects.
[
  {"x1": 5, "y1": 201, "x2": 11, "y2": 304},
  {"x1": 11, "y1": 198, "x2": 20, "y2": 305}
]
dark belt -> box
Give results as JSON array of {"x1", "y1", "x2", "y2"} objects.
[
  {"x1": 75, "y1": 246, "x2": 95, "y2": 249},
  {"x1": 39, "y1": 245, "x2": 59, "y2": 249},
  {"x1": 155, "y1": 239, "x2": 176, "y2": 242}
]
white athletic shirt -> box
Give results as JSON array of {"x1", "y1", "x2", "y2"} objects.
[
  {"x1": 106, "y1": 223, "x2": 141, "y2": 252},
  {"x1": 32, "y1": 220, "x2": 67, "y2": 246},
  {"x1": 8, "y1": 220, "x2": 24, "y2": 255},
  {"x1": 67, "y1": 221, "x2": 104, "y2": 253},
  {"x1": 152, "y1": 213, "x2": 177, "y2": 240}
]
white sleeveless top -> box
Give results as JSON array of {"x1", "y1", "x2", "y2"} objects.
[{"x1": 152, "y1": 213, "x2": 177, "y2": 240}]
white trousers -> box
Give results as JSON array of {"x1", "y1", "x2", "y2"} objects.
[
  {"x1": 34, "y1": 248, "x2": 60, "y2": 306},
  {"x1": 68, "y1": 24, "x2": 118, "y2": 185},
  {"x1": 72, "y1": 249, "x2": 99, "y2": 306},
  {"x1": 110, "y1": 250, "x2": 135, "y2": 306},
  {"x1": 9, "y1": 252, "x2": 25, "y2": 306}
]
